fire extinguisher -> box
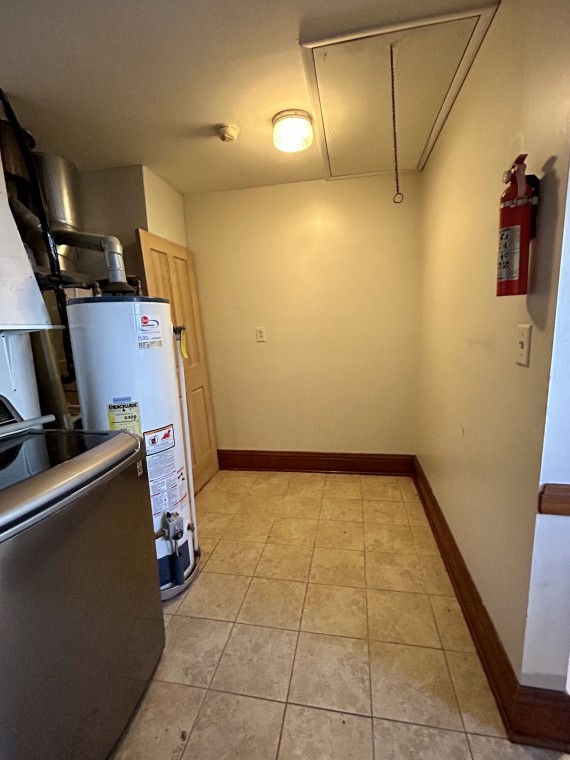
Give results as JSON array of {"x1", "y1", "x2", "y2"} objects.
[{"x1": 497, "y1": 154, "x2": 540, "y2": 296}]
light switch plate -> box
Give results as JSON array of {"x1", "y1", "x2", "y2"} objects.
[
  {"x1": 516, "y1": 324, "x2": 532, "y2": 366},
  {"x1": 256, "y1": 326, "x2": 267, "y2": 342}
]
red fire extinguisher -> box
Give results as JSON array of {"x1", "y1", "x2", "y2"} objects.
[{"x1": 497, "y1": 154, "x2": 540, "y2": 296}]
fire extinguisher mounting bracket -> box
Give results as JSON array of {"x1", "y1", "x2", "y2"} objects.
[{"x1": 500, "y1": 196, "x2": 539, "y2": 209}]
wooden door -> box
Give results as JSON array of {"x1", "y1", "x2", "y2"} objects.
[{"x1": 137, "y1": 229, "x2": 219, "y2": 492}]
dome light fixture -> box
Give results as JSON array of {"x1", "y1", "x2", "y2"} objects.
[{"x1": 272, "y1": 110, "x2": 313, "y2": 153}]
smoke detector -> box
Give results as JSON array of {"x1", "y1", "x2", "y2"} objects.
[{"x1": 216, "y1": 124, "x2": 240, "y2": 142}]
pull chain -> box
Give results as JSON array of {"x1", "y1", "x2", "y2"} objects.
[{"x1": 390, "y1": 44, "x2": 404, "y2": 204}]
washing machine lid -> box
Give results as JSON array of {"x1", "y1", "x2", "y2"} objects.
[{"x1": 0, "y1": 429, "x2": 140, "y2": 541}]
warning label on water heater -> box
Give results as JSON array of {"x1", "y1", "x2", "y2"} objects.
[
  {"x1": 144, "y1": 424, "x2": 175, "y2": 454},
  {"x1": 144, "y1": 424, "x2": 178, "y2": 515},
  {"x1": 107, "y1": 401, "x2": 142, "y2": 437},
  {"x1": 136, "y1": 314, "x2": 163, "y2": 350}
]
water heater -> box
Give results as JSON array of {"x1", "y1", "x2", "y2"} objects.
[{"x1": 67, "y1": 296, "x2": 196, "y2": 596}]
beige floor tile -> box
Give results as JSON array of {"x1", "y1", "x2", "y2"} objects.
[
  {"x1": 154, "y1": 616, "x2": 232, "y2": 687},
  {"x1": 364, "y1": 523, "x2": 415, "y2": 553},
  {"x1": 445, "y1": 650, "x2": 507, "y2": 737},
  {"x1": 467, "y1": 734, "x2": 569, "y2": 760},
  {"x1": 419, "y1": 555, "x2": 455, "y2": 596},
  {"x1": 286, "y1": 473, "x2": 325, "y2": 498},
  {"x1": 195, "y1": 491, "x2": 245, "y2": 515},
  {"x1": 361, "y1": 476, "x2": 401, "y2": 501},
  {"x1": 237, "y1": 577, "x2": 306, "y2": 630},
  {"x1": 182, "y1": 691, "x2": 284, "y2": 760},
  {"x1": 366, "y1": 551, "x2": 426, "y2": 593},
  {"x1": 214, "y1": 475, "x2": 257, "y2": 494},
  {"x1": 163, "y1": 614, "x2": 173, "y2": 628},
  {"x1": 254, "y1": 471, "x2": 292, "y2": 482},
  {"x1": 113, "y1": 681, "x2": 205, "y2": 760},
  {"x1": 363, "y1": 500, "x2": 409, "y2": 525},
  {"x1": 374, "y1": 718, "x2": 471, "y2": 760},
  {"x1": 398, "y1": 476, "x2": 422, "y2": 503},
  {"x1": 404, "y1": 502, "x2": 429, "y2": 526},
  {"x1": 254, "y1": 543, "x2": 313, "y2": 581},
  {"x1": 197, "y1": 537, "x2": 219, "y2": 564},
  {"x1": 316, "y1": 520, "x2": 364, "y2": 550},
  {"x1": 310, "y1": 547, "x2": 365, "y2": 587},
  {"x1": 302, "y1": 583, "x2": 368, "y2": 638},
  {"x1": 367, "y1": 589, "x2": 441, "y2": 648},
  {"x1": 177, "y1": 572, "x2": 250, "y2": 621},
  {"x1": 198, "y1": 512, "x2": 233, "y2": 539},
  {"x1": 162, "y1": 588, "x2": 189, "y2": 615},
  {"x1": 250, "y1": 479, "x2": 290, "y2": 497},
  {"x1": 279, "y1": 704, "x2": 374, "y2": 760},
  {"x1": 218, "y1": 470, "x2": 261, "y2": 479},
  {"x1": 268, "y1": 517, "x2": 318, "y2": 546},
  {"x1": 412, "y1": 525, "x2": 440, "y2": 556},
  {"x1": 430, "y1": 596, "x2": 475, "y2": 652},
  {"x1": 369, "y1": 640, "x2": 463, "y2": 730},
  {"x1": 324, "y1": 474, "x2": 363, "y2": 499},
  {"x1": 211, "y1": 623, "x2": 297, "y2": 701},
  {"x1": 281, "y1": 495, "x2": 322, "y2": 519},
  {"x1": 223, "y1": 515, "x2": 274, "y2": 542},
  {"x1": 237, "y1": 494, "x2": 284, "y2": 519},
  {"x1": 205, "y1": 541, "x2": 264, "y2": 575},
  {"x1": 289, "y1": 632, "x2": 371, "y2": 715},
  {"x1": 320, "y1": 497, "x2": 363, "y2": 522},
  {"x1": 196, "y1": 478, "x2": 219, "y2": 496}
]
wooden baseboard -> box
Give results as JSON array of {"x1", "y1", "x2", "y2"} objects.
[
  {"x1": 217, "y1": 449, "x2": 415, "y2": 475},
  {"x1": 414, "y1": 457, "x2": 570, "y2": 752},
  {"x1": 539, "y1": 483, "x2": 570, "y2": 516}
]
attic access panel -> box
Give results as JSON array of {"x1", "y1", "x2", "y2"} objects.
[{"x1": 302, "y1": 6, "x2": 497, "y2": 178}]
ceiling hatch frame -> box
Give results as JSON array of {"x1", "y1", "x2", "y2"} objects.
[{"x1": 300, "y1": 4, "x2": 499, "y2": 181}]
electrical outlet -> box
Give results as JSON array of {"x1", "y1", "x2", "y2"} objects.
[
  {"x1": 256, "y1": 326, "x2": 267, "y2": 342},
  {"x1": 516, "y1": 324, "x2": 532, "y2": 366}
]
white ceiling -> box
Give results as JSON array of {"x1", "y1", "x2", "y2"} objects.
[{"x1": 0, "y1": 0, "x2": 498, "y2": 194}]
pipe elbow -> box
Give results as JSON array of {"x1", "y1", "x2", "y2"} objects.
[
  {"x1": 101, "y1": 236, "x2": 128, "y2": 285},
  {"x1": 101, "y1": 236, "x2": 123, "y2": 256}
]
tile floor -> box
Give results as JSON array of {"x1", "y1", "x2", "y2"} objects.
[{"x1": 113, "y1": 471, "x2": 569, "y2": 760}]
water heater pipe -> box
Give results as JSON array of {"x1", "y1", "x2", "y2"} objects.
[
  {"x1": 174, "y1": 326, "x2": 199, "y2": 554},
  {"x1": 50, "y1": 228, "x2": 128, "y2": 287},
  {"x1": 9, "y1": 198, "x2": 131, "y2": 290}
]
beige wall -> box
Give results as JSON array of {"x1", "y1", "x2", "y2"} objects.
[
  {"x1": 142, "y1": 167, "x2": 187, "y2": 247},
  {"x1": 78, "y1": 165, "x2": 147, "y2": 279},
  {"x1": 417, "y1": 0, "x2": 570, "y2": 674},
  {"x1": 78, "y1": 165, "x2": 187, "y2": 282},
  {"x1": 185, "y1": 174, "x2": 421, "y2": 452}
]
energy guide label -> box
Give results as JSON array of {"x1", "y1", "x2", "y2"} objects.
[
  {"x1": 144, "y1": 424, "x2": 178, "y2": 516},
  {"x1": 107, "y1": 401, "x2": 142, "y2": 437}
]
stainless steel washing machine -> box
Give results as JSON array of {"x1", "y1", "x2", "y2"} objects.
[{"x1": 0, "y1": 427, "x2": 165, "y2": 760}]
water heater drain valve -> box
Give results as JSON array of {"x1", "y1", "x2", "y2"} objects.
[{"x1": 163, "y1": 512, "x2": 184, "y2": 542}]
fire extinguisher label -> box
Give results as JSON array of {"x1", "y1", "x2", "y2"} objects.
[{"x1": 498, "y1": 225, "x2": 521, "y2": 282}]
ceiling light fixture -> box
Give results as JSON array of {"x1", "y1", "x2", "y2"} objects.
[{"x1": 272, "y1": 110, "x2": 313, "y2": 153}]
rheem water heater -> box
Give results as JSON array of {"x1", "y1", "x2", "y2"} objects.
[{"x1": 67, "y1": 296, "x2": 197, "y2": 596}]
